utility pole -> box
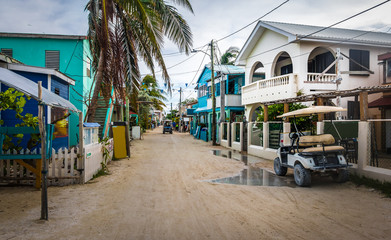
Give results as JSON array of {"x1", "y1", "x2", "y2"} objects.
[
  {"x1": 170, "y1": 102, "x2": 173, "y2": 120},
  {"x1": 211, "y1": 40, "x2": 217, "y2": 145},
  {"x1": 179, "y1": 87, "x2": 182, "y2": 132}
]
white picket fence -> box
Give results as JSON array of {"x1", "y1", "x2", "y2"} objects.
[
  {"x1": 0, "y1": 139, "x2": 114, "y2": 186},
  {"x1": 0, "y1": 147, "x2": 82, "y2": 186}
]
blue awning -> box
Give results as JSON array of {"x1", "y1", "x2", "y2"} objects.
[{"x1": 194, "y1": 106, "x2": 209, "y2": 113}]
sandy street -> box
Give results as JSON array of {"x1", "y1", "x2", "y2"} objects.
[{"x1": 1, "y1": 127, "x2": 391, "y2": 240}]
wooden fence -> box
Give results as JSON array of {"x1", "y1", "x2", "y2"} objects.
[{"x1": 0, "y1": 147, "x2": 82, "y2": 186}]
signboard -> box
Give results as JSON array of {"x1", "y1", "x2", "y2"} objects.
[{"x1": 183, "y1": 117, "x2": 190, "y2": 122}]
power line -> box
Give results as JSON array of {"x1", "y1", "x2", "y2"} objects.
[
  {"x1": 245, "y1": 22, "x2": 391, "y2": 70},
  {"x1": 216, "y1": 0, "x2": 290, "y2": 43},
  {"x1": 247, "y1": 0, "x2": 391, "y2": 61},
  {"x1": 182, "y1": 51, "x2": 209, "y2": 101}
]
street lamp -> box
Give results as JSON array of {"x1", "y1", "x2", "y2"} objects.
[{"x1": 192, "y1": 40, "x2": 217, "y2": 145}]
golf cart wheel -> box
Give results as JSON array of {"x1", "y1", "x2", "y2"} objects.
[
  {"x1": 170, "y1": 131, "x2": 172, "y2": 134},
  {"x1": 294, "y1": 163, "x2": 311, "y2": 187},
  {"x1": 274, "y1": 157, "x2": 287, "y2": 176},
  {"x1": 163, "y1": 131, "x2": 165, "y2": 134},
  {"x1": 332, "y1": 169, "x2": 349, "y2": 183}
]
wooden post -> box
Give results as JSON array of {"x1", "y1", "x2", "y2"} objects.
[
  {"x1": 263, "y1": 105, "x2": 269, "y2": 122},
  {"x1": 38, "y1": 81, "x2": 48, "y2": 220},
  {"x1": 79, "y1": 111, "x2": 84, "y2": 183},
  {"x1": 283, "y1": 103, "x2": 289, "y2": 122},
  {"x1": 316, "y1": 98, "x2": 324, "y2": 122},
  {"x1": 360, "y1": 91, "x2": 369, "y2": 121}
]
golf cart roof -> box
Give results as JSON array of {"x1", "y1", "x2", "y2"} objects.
[{"x1": 277, "y1": 106, "x2": 347, "y2": 118}]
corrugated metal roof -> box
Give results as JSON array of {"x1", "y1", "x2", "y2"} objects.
[
  {"x1": 0, "y1": 32, "x2": 86, "y2": 40},
  {"x1": 0, "y1": 67, "x2": 79, "y2": 112},
  {"x1": 262, "y1": 21, "x2": 391, "y2": 46},
  {"x1": 206, "y1": 64, "x2": 245, "y2": 74}
]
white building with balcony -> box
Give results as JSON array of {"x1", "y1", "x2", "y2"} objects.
[{"x1": 236, "y1": 21, "x2": 391, "y2": 120}]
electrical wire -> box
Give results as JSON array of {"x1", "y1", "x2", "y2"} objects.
[
  {"x1": 216, "y1": 0, "x2": 290, "y2": 43},
  {"x1": 247, "y1": 0, "x2": 391, "y2": 61}
]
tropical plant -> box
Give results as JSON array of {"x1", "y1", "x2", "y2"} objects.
[
  {"x1": 181, "y1": 97, "x2": 197, "y2": 105},
  {"x1": 85, "y1": 0, "x2": 194, "y2": 122},
  {"x1": 220, "y1": 46, "x2": 239, "y2": 65},
  {"x1": 256, "y1": 103, "x2": 316, "y2": 133},
  {"x1": 0, "y1": 88, "x2": 39, "y2": 151},
  {"x1": 140, "y1": 75, "x2": 167, "y2": 111}
]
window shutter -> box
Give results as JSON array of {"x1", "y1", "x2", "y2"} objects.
[
  {"x1": 1, "y1": 48, "x2": 13, "y2": 57},
  {"x1": 361, "y1": 50, "x2": 370, "y2": 70},
  {"x1": 45, "y1": 50, "x2": 60, "y2": 69}
]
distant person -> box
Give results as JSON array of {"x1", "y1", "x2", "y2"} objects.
[{"x1": 172, "y1": 121, "x2": 176, "y2": 130}]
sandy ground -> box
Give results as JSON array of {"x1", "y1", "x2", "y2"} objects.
[{"x1": 1, "y1": 127, "x2": 391, "y2": 240}]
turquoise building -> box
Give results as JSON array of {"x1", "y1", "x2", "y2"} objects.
[
  {"x1": 0, "y1": 33, "x2": 94, "y2": 147},
  {"x1": 194, "y1": 64, "x2": 246, "y2": 141}
]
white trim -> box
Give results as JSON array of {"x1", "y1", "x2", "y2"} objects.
[{"x1": 7, "y1": 63, "x2": 75, "y2": 85}]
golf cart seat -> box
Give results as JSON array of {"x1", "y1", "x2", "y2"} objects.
[{"x1": 297, "y1": 134, "x2": 345, "y2": 153}]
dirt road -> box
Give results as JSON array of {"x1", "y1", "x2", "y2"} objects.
[{"x1": 1, "y1": 128, "x2": 391, "y2": 240}]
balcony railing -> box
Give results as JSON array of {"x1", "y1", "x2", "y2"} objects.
[
  {"x1": 306, "y1": 73, "x2": 337, "y2": 83},
  {"x1": 242, "y1": 74, "x2": 297, "y2": 105}
]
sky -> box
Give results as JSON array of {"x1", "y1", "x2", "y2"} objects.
[{"x1": 1, "y1": 0, "x2": 391, "y2": 113}]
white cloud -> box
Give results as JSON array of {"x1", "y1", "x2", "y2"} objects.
[{"x1": 0, "y1": 0, "x2": 390, "y2": 111}]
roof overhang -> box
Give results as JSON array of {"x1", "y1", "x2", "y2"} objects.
[
  {"x1": 0, "y1": 67, "x2": 79, "y2": 112},
  {"x1": 7, "y1": 63, "x2": 75, "y2": 85},
  {"x1": 235, "y1": 21, "x2": 295, "y2": 66},
  {"x1": 0, "y1": 32, "x2": 86, "y2": 40}
]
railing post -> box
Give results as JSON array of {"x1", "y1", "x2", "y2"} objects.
[{"x1": 263, "y1": 122, "x2": 269, "y2": 148}]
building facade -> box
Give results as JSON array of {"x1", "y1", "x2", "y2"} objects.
[
  {"x1": 236, "y1": 21, "x2": 391, "y2": 121},
  {"x1": 0, "y1": 33, "x2": 94, "y2": 147}
]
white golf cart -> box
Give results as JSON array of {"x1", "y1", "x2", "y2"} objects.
[{"x1": 274, "y1": 106, "x2": 350, "y2": 187}]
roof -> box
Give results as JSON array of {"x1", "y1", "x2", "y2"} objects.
[
  {"x1": 83, "y1": 123, "x2": 101, "y2": 128},
  {"x1": 0, "y1": 67, "x2": 79, "y2": 112},
  {"x1": 0, "y1": 32, "x2": 87, "y2": 40},
  {"x1": 206, "y1": 64, "x2": 245, "y2": 74},
  {"x1": 278, "y1": 106, "x2": 346, "y2": 118},
  {"x1": 260, "y1": 85, "x2": 391, "y2": 105},
  {"x1": 236, "y1": 20, "x2": 391, "y2": 65},
  {"x1": 196, "y1": 64, "x2": 245, "y2": 84},
  {"x1": 7, "y1": 63, "x2": 75, "y2": 85},
  {"x1": 369, "y1": 96, "x2": 391, "y2": 108}
]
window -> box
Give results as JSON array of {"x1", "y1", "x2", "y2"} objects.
[
  {"x1": 280, "y1": 64, "x2": 293, "y2": 75},
  {"x1": 1, "y1": 48, "x2": 13, "y2": 57},
  {"x1": 349, "y1": 49, "x2": 369, "y2": 72},
  {"x1": 216, "y1": 82, "x2": 220, "y2": 97},
  {"x1": 308, "y1": 51, "x2": 335, "y2": 74},
  {"x1": 45, "y1": 50, "x2": 60, "y2": 69}
]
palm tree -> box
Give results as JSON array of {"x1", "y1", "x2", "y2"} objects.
[
  {"x1": 85, "y1": 0, "x2": 193, "y2": 122},
  {"x1": 220, "y1": 46, "x2": 239, "y2": 65},
  {"x1": 139, "y1": 74, "x2": 167, "y2": 111}
]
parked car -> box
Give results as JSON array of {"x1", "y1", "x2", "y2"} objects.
[
  {"x1": 163, "y1": 120, "x2": 173, "y2": 134},
  {"x1": 274, "y1": 106, "x2": 350, "y2": 187}
]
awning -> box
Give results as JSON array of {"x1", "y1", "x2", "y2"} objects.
[
  {"x1": 194, "y1": 106, "x2": 209, "y2": 113},
  {"x1": 278, "y1": 106, "x2": 346, "y2": 118},
  {"x1": 369, "y1": 97, "x2": 391, "y2": 108},
  {"x1": 0, "y1": 67, "x2": 79, "y2": 112}
]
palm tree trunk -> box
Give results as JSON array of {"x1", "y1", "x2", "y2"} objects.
[{"x1": 86, "y1": 48, "x2": 105, "y2": 122}]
